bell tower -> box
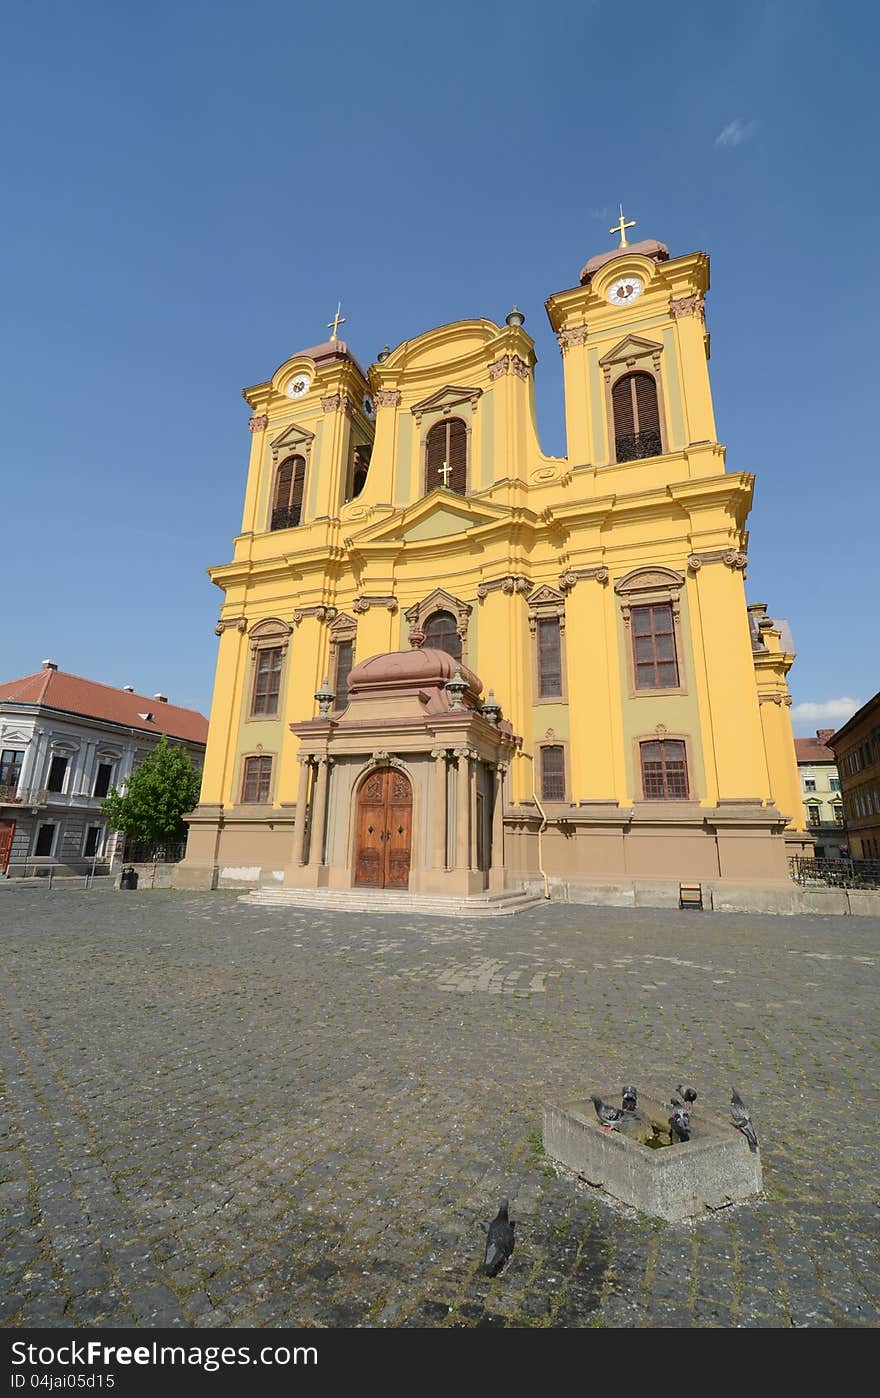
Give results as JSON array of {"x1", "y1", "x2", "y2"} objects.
[{"x1": 545, "y1": 212, "x2": 717, "y2": 476}]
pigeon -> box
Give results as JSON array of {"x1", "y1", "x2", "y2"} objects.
[
  {"x1": 731, "y1": 1089, "x2": 759, "y2": 1153},
  {"x1": 482, "y1": 1198, "x2": 516, "y2": 1276},
  {"x1": 676, "y1": 1082, "x2": 697, "y2": 1106},
  {"x1": 591, "y1": 1094, "x2": 624, "y2": 1130},
  {"x1": 669, "y1": 1098, "x2": 691, "y2": 1142},
  {"x1": 621, "y1": 1085, "x2": 638, "y2": 1112}
]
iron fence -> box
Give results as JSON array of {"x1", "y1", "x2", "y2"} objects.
[
  {"x1": 789, "y1": 856, "x2": 880, "y2": 889},
  {"x1": 122, "y1": 839, "x2": 185, "y2": 864}
]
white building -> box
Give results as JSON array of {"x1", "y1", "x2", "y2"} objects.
[
  {"x1": 0, "y1": 661, "x2": 207, "y2": 876},
  {"x1": 793, "y1": 729, "x2": 846, "y2": 860}
]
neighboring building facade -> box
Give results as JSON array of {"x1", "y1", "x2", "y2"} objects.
[
  {"x1": 830, "y1": 693, "x2": 880, "y2": 860},
  {"x1": 177, "y1": 224, "x2": 808, "y2": 899},
  {"x1": 0, "y1": 662, "x2": 208, "y2": 876},
  {"x1": 793, "y1": 729, "x2": 846, "y2": 859}
]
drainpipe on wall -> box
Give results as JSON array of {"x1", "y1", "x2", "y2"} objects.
[{"x1": 517, "y1": 750, "x2": 550, "y2": 900}]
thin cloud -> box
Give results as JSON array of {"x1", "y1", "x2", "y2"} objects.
[
  {"x1": 716, "y1": 118, "x2": 757, "y2": 148},
  {"x1": 790, "y1": 697, "x2": 861, "y2": 733}
]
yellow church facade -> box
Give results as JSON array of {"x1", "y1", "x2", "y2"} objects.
[{"x1": 176, "y1": 226, "x2": 809, "y2": 901}]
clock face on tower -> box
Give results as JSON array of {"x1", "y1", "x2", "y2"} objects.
[
  {"x1": 286, "y1": 373, "x2": 312, "y2": 400},
  {"x1": 607, "y1": 276, "x2": 643, "y2": 307}
]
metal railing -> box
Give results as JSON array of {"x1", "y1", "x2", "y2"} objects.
[
  {"x1": 0, "y1": 786, "x2": 49, "y2": 805},
  {"x1": 789, "y1": 856, "x2": 880, "y2": 889},
  {"x1": 122, "y1": 840, "x2": 185, "y2": 864},
  {"x1": 2, "y1": 856, "x2": 111, "y2": 888},
  {"x1": 615, "y1": 430, "x2": 663, "y2": 463}
]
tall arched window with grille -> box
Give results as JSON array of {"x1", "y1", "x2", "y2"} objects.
[
  {"x1": 425, "y1": 417, "x2": 467, "y2": 495},
  {"x1": 423, "y1": 610, "x2": 462, "y2": 661},
  {"x1": 271, "y1": 455, "x2": 306, "y2": 530},
  {"x1": 611, "y1": 372, "x2": 662, "y2": 462}
]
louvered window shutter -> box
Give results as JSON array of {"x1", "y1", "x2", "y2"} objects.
[
  {"x1": 447, "y1": 418, "x2": 467, "y2": 494},
  {"x1": 633, "y1": 373, "x2": 659, "y2": 433},
  {"x1": 612, "y1": 377, "x2": 635, "y2": 436},
  {"x1": 289, "y1": 457, "x2": 305, "y2": 525},
  {"x1": 426, "y1": 422, "x2": 446, "y2": 493},
  {"x1": 540, "y1": 745, "x2": 565, "y2": 801},
  {"x1": 334, "y1": 640, "x2": 354, "y2": 710},
  {"x1": 537, "y1": 618, "x2": 562, "y2": 697}
]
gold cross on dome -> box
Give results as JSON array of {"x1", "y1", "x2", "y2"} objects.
[
  {"x1": 327, "y1": 302, "x2": 346, "y2": 341},
  {"x1": 609, "y1": 205, "x2": 636, "y2": 248},
  {"x1": 438, "y1": 460, "x2": 452, "y2": 487}
]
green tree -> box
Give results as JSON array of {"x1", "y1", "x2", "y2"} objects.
[{"x1": 102, "y1": 734, "x2": 202, "y2": 850}]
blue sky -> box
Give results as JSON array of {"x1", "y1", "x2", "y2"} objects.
[{"x1": 2, "y1": 0, "x2": 877, "y2": 734}]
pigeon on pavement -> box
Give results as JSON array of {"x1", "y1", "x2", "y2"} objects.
[
  {"x1": 482, "y1": 1199, "x2": 516, "y2": 1276},
  {"x1": 676, "y1": 1082, "x2": 697, "y2": 1106},
  {"x1": 621, "y1": 1085, "x2": 638, "y2": 1112},
  {"x1": 591, "y1": 1094, "x2": 624, "y2": 1130},
  {"x1": 731, "y1": 1089, "x2": 759, "y2": 1152}
]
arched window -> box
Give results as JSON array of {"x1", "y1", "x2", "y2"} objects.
[
  {"x1": 612, "y1": 372, "x2": 662, "y2": 462},
  {"x1": 425, "y1": 417, "x2": 467, "y2": 495},
  {"x1": 423, "y1": 610, "x2": 462, "y2": 661},
  {"x1": 271, "y1": 455, "x2": 306, "y2": 530}
]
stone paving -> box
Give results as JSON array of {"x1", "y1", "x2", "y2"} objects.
[{"x1": 0, "y1": 884, "x2": 878, "y2": 1329}]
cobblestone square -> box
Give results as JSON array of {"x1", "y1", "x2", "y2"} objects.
[{"x1": 1, "y1": 886, "x2": 878, "y2": 1328}]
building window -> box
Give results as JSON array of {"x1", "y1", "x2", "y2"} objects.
[
  {"x1": 251, "y1": 646, "x2": 282, "y2": 717},
  {"x1": 829, "y1": 777, "x2": 840, "y2": 792},
  {"x1": 333, "y1": 639, "x2": 354, "y2": 711},
  {"x1": 641, "y1": 739, "x2": 689, "y2": 799},
  {"x1": 540, "y1": 745, "x2": 565, "y2": 801},
  {"x1": 93, "y1": 762, "x2": 114, "y2": 798},
  {"x1": 807, "y1": 805, "x2": 821, "y2": 827},
  {"x1": 83, "y1": 826, "x2": 103, "y2": 858},
  {"x1": 346, "y1": 444, "x2": 372, "y2": 502},
  {"x1": 242, "y1": 756, "x2": 273, "y2": 804},
  {"x1": 537, "y1": 618, "x2": 563, "y2": 699},
  {"x1": 424, "y1": 610, "x2": 462, "y2": 661},
  {"x1": 47, "y1": 755, "x2": 68, "y2": 793},
  {"x1": 834, "y1": 807, "x2": 845, "y2": 827},
  {"x1": 804, "y1": 777, "x2": 816, "y2": 792},
  {"x1": 271, "y1": 455, "x2": 306, "y2": 531},
  {"x1": 425, "y1": 417, "x2": 467, "y2": 495},
  {"x1": 0, "y1": 749, "x2": 23, "y2": 792},
  {"x1": 34, "y1": 823, "x2": 56, "y2": 856},
  {"x1": 631, "y1": 604, "x2": 679, "y2": 689},
  {"x1": 612, "y1": 371, "x2": 662, "y2": 462}
]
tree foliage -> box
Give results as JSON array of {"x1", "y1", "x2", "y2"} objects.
[{"x1": 101, "y1": 735, "x2": 201, "y2": 846}]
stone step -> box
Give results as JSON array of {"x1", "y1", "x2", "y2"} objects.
[{"x1": 238, "y1": 886, "x2": 545, "y2": 918}]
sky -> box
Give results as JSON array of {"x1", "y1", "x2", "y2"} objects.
[{"x1": 2, "y1": 0, "x2": 877, "y2": 734}]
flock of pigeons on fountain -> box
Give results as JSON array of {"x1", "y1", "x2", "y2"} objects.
[
  {"x1": 482, "y1": 1084, "x2": 759, "y2": 1276},
  {"x1": 589, "y1": 1083, "x2": 759, "y2": 1152}
]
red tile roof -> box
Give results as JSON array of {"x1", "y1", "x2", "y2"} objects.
[
  {"x1": 794, "y1": 732, "x2": 836, "y2": 763},
  {"x1": 0, "y1": 668, "x2": 208, "y2": 745}
]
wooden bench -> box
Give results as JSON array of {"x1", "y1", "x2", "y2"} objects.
[{"x1": 679, "y1": 883, "x2": 703, "y2": 910}]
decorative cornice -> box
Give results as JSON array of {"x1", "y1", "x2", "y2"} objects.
[
  {"x1": 687, "y1": 549, "x2": 747, "y2": 572},
  {"x1": 556, "y1": 324, "x2": 589, "y2": 353},
  {"x1": 248, "y1": 414, "x2": 268, "y2": 433},
  {"x1": 476, "y1": 574, "x2": 533, "y2": 600},
  {"x1": 374, "y1": 388, "x2": 401, "y2": 408},
  {"x1": 669, "y1": 294, "x2": 705, "y2": 321},
  {"x1": 292, "y1": 606, "x2": 338, "y2": 623},
  {"x1": 214, "y1": 616, "x2": 248, "y2": 635},
  {"x1": 352, "y1": 595, "x2": 398, "y2": 614},
  {"x1": 558, "y1": 566, "x2": 609, "y2": 592}
]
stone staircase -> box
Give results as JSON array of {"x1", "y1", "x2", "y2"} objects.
[{"x1": 238, "y1": 885, "x2": 546, "y2": 918}]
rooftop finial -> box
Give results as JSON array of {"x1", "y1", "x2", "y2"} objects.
[
  {"x1": 327, "y1": 301, "x2": 346, "y2": 342},
  {"x1": 609, "y1": 204, "x2": 636, "y2": 249}
]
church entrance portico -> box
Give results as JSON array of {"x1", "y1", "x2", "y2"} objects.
[
  {"x1": 282, "y1": 648, "x2": 519, "y2": 898},
  {"x1": 354, "y1": 766, "x2": 412, "y2": 888}
]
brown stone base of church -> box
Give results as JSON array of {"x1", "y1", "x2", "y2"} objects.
[{"x1": 174, "y1": 804, "x2": 810, "y2": 894}]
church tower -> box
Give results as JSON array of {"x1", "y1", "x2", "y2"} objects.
[{"x1": 176, "y1": 218, "x2": 808, "y2": 903}]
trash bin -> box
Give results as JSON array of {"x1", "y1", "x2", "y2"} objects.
[{"x1": 120, "y1": 866, "x2": 139, "y2": 890}]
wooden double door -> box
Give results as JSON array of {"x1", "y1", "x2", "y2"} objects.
[
  {"x1": 354, "y1": 767, "x2": 412, "y2": 888},
  {"x1": 0, "y1": 820, "x2": 14, "y2": 874}
]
